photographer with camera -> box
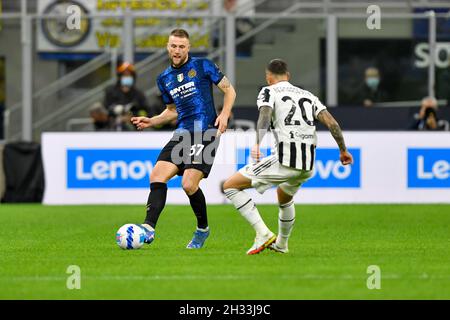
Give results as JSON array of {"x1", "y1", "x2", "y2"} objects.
[
  {"x1": 103, "y1": 62, "x2": 150, "y2": 131},
  {"x1": 410, "y1": 97, "x2": 449, "y2": 131}
]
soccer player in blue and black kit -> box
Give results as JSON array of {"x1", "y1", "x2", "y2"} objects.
[{"x1": 131, "y1": 29, "x2": 236, "y2": 249}]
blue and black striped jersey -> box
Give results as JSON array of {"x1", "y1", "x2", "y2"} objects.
[{"x1": 157, "y1": 56, "x2": 224, "y2": 132}]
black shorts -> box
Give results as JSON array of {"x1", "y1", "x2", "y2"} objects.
[{"x1": 157, "y1": 130, "x2": 220, "y2": 178}]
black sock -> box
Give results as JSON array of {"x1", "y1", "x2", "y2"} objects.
[
  {"x1": 144, "y1": 182, "x2": 168, "y2": 228},
  {"x1": 188, "y1": 188, "x2": 208, "y2": 229}
]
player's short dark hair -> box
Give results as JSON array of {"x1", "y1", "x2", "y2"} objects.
[
  {"x1": 266, "y1": 59, "x2": 288, "y2": 75},
  {"x1": 170, "y1": 28, "x2": 190, "y2": 39}
]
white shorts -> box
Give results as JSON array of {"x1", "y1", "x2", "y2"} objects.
[{"x1": 239, "y1": 155, "x2": 313, "y2": 196}]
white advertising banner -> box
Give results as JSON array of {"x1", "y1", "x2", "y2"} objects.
[
  {"x1": 42, "y1": 131, "x2": 450, "y2": 205},
  {"x1": 37, "y1": 0, "x2": 212, "y2": 53}
]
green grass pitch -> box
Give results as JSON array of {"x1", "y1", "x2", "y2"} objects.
[{"x1": 0, "y1": 204, "x2": 449, "y2": 299}]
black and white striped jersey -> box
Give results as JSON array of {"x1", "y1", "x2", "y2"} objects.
[{"x1": 256, "y1": 81, "x2": 327, "y2": 171}]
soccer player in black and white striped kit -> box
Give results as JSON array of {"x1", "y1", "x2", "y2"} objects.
[{"x1": 223, "y1": 59, "x2": 353, "y2": 255}]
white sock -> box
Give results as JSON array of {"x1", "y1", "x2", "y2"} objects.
[
  {"x1": 224, "y1": 188, "x2": 271, "y2": 236},
  {"x1": 277, "y1": 200, "x2": 295, "y2": 248},
  {"x1": 141, "y1": 223, "x2": 154, "y2": 232}
]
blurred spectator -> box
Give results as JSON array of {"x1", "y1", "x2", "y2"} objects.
[
  {"x1": 418, "y1": 96, "x2": 438, "y2": 119},
  {"x1": 410, "y1": 97, "x2": 449, "y2": 131},
  {"x1": 89, "y1": 102, "x2": 109, "y2": 131},
  {"x1": 103, "y1": 62, "x2": 150, "y2": 131},
  {"x1": 350, "y1": 67, "x2": 388, "y2": 107},
  {"x1": 149, "y1": 93, "x2": 177, "y2": 131}
]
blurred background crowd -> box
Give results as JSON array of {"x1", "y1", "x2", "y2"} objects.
[{"x1": 0, "y1": 0, "x2": 449, "y2": 141}]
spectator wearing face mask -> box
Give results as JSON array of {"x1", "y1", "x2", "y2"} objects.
[
  {"x1": 350, "y1": 67, "x2": 387, "y2": 107},
  {"x1": 103, "y1": 62, "x2": 150, "y2": 131}
]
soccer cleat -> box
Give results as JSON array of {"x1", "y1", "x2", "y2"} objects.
[
  {"x1": 186, "y1": 228, "x2": 210, "y2": 249},
  {"x1": 268, "y1": 242, "x2": 289, "y2": 254},
  {"x1": 246, "y1": 232, "x2": 276, "y2": 255},
  {"x1": 139, "y1": 224, "x2": 155, "y2": 244}
]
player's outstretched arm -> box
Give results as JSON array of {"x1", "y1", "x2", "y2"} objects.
[
  {"x1": 215, "y1": 76, "x2": 236, "y2": 134},
  {"x1": 317, "y1": 110, "x2": 353, "y2": 165},
  {"x1": 131, "y1": 104, "x2": 177, "y2": 130}
]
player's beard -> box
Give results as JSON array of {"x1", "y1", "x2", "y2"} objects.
[{"x1": 170, "y1": 54, "x2": 188, "y2": 68}]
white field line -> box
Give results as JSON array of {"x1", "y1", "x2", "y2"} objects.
[{"x1": 0, "y1": 273, "x2": 448, "y2": 282}]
